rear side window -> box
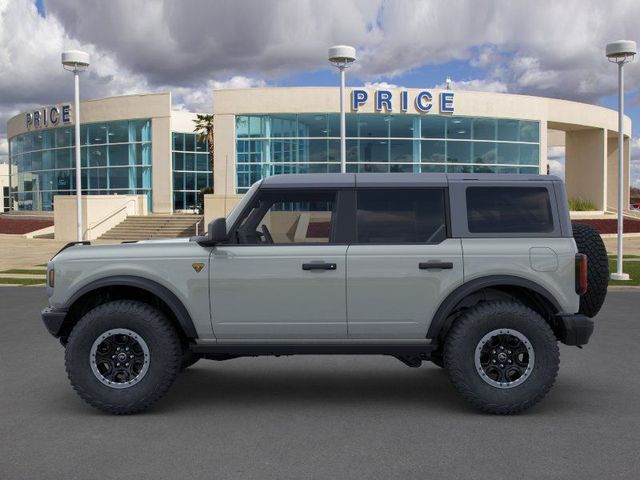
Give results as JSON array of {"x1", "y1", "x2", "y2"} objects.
[
  {"x1": 466, "y1": 186, "x2": 553, "y2": 233},
  {"x1": 356, "y1": 189, "x2": 447, "y2": 243}
]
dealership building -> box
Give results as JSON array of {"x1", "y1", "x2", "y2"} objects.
[{"x1": 5, "y1": 87, "x2": 632, "y2": 228}]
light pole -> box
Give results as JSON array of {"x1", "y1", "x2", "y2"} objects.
[
  {"x1": 606, "y1": 40, "x2": 636, "y2": 281},
  {"x1": 328, "y1": 45, "x2": 356, "y2": 173},
  {"x1": 61, "y1": 50, "x2": 90, "y2": 242}
]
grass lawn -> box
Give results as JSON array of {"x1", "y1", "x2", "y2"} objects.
[
  {"x1": 607, "y1": 254, "x2": 640, "y2": 259},
  {"x1": 609, "y1": 259, "x2": 640, "y2": 286},
  {"x1": 0, "y1": 269, "x2": 47, "y2": 275},
  {"x1": 0, "y1": 278, "x2": 46, "y2": 286}
]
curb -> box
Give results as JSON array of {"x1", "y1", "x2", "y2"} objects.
[{"x1": 601, "y1": 233, "x2": 640, "y2": 238}]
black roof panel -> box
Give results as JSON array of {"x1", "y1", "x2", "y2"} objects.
[{"x1": 259, "y1": 172, "x2": 558, "y2": 189}]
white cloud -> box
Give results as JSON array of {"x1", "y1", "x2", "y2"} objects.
[
  {"x1": 38, "y1": 0, "x2": 640, "y2": 104},
  {"x1": 547, "y1": 146, "x2": 566, "y2": 179},
  {"x1": 0, "y1": 137, "x2": 8, "y2": 163},
  {"x1": 173, "y1": 76, "x2": 267, "y2": 112},
  {"x1": 363, "y1": 81, "x2": 400, "y2": 89},
  {"x1": 435, "y1": 78, "x2": 508, "y2": 93}
]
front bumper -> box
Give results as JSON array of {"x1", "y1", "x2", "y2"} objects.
[
  {"x1": 556, "y1": 314, "x2": 594, "y2": 346},
  {"x1": 41, "y1": 307, "x2": 68, "y2": 338}
]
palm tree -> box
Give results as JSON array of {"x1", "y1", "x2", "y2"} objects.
[{"x1": 193, "y1": 113, "x2": 214, "y2": 180}]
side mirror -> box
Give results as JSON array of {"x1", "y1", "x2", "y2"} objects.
[{"x1": 208, "y1": 217, "x2": 228, "y2": 244}]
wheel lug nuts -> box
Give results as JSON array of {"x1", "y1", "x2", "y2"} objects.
[
  {"x1": 500, "y1": 346, "x2": 504, "y2": 350},
  {"x1": 500, "y1": 364, "x2": 504, "y2": 368},
  {"x1": 126, "y1": 347, "x2": 129, "y2": 351},
  {"x1": 507, "y1": 350, "x2": 511, "y2": 354},
  {"x1": 130, "y1": 355, "x2": 134, "y2": 358},
  {"x1": 492, "y1": 350, "x2": 496, "y2": 354},
  {"x1": 125, "y1": 363, "x2": 129, "y2": 367},
  {"x1": 508, "y1": 360, "x2": 512, "y2": 363},
  {"x1": 116, "y1": 363, "x2": 120, "y2": 367},
  {"x1": 492, "y1": 359, "x2": 496, "y2": 363},
  {"x1": 111, "y1": 355, "x2": 115, "y2": 359}
]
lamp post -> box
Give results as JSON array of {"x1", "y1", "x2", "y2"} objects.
[
  {"x1": 328, "y1": 45, "x2": 356, "y2": 173},
  {"x1": 61, "y1": 50, "x2": 90, "y2": 242},
  {"x1": 606, "y1": 40, "x2": 636, "y2": 281}
]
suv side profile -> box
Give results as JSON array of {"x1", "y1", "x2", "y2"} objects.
[{"x1": 42, "y1": 173, "x2": 608, "y2": 414}]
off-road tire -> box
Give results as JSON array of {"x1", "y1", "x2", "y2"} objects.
[
  {"x1": 181, "y1": 350, "x2": 200, "y2": 370},
  {"x1": 65, "y1": 300, "x2": 182, "y2": 414},
  {"x1": 572, "y1": 222, "x2": 609, "y2": 317},
  {"x1": 444, "y1": 301, "x2": 559, "y2": 414}
]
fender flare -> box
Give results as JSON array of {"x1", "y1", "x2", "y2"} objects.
[
  {"x1": 426, "y1": 275, "x2": 562, "y2": 340},
  {"x1": 64, "y1": 275, "x2": 198, "y2": 338}
]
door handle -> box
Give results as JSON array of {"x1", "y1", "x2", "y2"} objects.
[
  {"x1": 419, "y1": 261, "x2": 453, "y2": 270},
  {"x1": 302, "y1": 262, "x2": 337, "y2": 271}
]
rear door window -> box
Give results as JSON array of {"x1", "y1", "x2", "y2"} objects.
[
  {"x1": 356, "y1": 189, "x2": 447, "y2": 243},
  {"x1": 466, "y1": 186, "x2": 553, "y2": 233}
]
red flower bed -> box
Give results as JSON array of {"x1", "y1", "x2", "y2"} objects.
[
  {"x1": 575, "y1": 218, "x2": 640, "y2": 234},
  {"x1": 0, "y1": 217, "x2": 54, "y2": 234}
]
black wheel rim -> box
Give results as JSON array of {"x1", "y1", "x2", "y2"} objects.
[
  {"x1": 90, "y1": 329, "x2": 150, "y2": 389},
  {"x1": 474, "y1": 329, "x2": 534, "y2": 389}
]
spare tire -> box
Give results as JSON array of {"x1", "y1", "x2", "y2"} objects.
[{"x1": 572, "y1": 223, "x2": 609, "y2": 317}]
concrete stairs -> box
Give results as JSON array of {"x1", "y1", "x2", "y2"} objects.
[{"x1": 98, "y1": 215, "x2": 204, "y2": 241}]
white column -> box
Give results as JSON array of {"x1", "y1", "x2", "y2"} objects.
[
  {"x1": 74, "y1": 70, "x2": 83, "y2": 241},
  {"x1": 340, "y1": 67, "x2": 346, "y2": 173}
]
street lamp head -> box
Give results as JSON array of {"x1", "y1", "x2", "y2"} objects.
[
  {"x1": 61, "y1": 50, "x2": 90, "y2": 71},
  {"x1": 606, "y1": 40, "x2": 637, "y2": 64},
  {"x1": 328, "y1": 45, "x2": 356, "y2": 68}
]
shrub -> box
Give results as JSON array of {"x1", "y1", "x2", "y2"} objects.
[{"x1": 568, "y1": 197, "x2": 597, "y2": 211}]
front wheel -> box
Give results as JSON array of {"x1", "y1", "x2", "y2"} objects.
[
  {"x1": 65, "y1": 300, "x2": 182, "y2": 414},
  {"x1": 444, "y1": 301, "x2": 559, "y2": 414}
]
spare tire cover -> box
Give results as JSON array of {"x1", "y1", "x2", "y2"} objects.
[{"x1": 572, "y1": 223, "x2": 609, "y2": 317}]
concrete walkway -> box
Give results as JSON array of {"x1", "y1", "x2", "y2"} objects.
[
  {"x1": 602, "y1": 236, "x2": 640, "y2": 256},
  {"x1": 0, "y1": 235, "x2": 118, "y2": 270}
]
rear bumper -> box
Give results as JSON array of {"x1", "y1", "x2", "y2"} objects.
[
  {"x1": 41, "y1": 307, "x2": 68, "y2": 338},
  {"x1": 556, "y1": 314, "x2": 594, "y2": 346}
]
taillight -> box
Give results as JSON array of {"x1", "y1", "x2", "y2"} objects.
[{"x1": 575, "y1": 254, "x2": 588, "y2": 295}]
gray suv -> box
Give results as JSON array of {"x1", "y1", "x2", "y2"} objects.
[{"x1": 41, "y1": 173, "x2": 608, "y2": 414}]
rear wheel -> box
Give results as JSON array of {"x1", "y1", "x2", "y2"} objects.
[
  {"x1": 65, "y1": 300, "x2": 182, "y2": 414},
  {"x1": 572, "y1": 222, "x2": 609, "y2": 317},
  {"x1": 444, "y1": 301, "x2": 559, "y2": 414}
]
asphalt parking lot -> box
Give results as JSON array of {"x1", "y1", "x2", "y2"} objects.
[{"x1": 1, "y1": 287, "x2": 639, "y2": 479}]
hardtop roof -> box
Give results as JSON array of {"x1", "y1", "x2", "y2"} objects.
[{"x1": 259, "y1": 172, "x2": 560, "y2": 189}]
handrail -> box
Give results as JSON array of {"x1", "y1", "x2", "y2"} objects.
[
  {"x1": 86, "y1": 199, "x2": 138, "y2": 234},
  {"x1": 195, "y1": 217, "x2": 203, "y2": 236}
]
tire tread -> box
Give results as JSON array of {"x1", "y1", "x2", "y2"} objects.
[
  {"x1": 444, "y1": 301, "x2": 559, "y2": 414},
  {"x1": 65, "y1": 300, "x2": 181, "y2": 415}
]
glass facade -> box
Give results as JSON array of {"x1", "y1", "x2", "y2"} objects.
[
  {"x1": 9, "y1": 119, "x2": 152, "y2": 210},
  {"x1": 235, "y1": 114, "x2": 540, "y2": 193},
  {"x1": 172, "y1": 132, "x2": 211, "y2": 211}
]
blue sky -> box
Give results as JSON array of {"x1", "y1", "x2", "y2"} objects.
[{"x1": 1, "y1": 0, "x2": 639, "y2": 186}]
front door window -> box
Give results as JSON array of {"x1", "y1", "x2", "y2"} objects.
[{"x1": 236, "y1": 190, "x2": 336, "y2": 245}]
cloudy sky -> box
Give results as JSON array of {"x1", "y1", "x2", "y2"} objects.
[{"x1": 1, "y1": 0, "x2": 639, "y2": 185}]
